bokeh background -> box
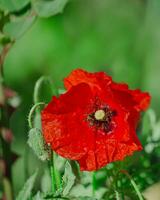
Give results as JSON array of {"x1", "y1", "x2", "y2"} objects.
[{"x1": 2, "y1": 0, "x2": 160, "y2": 196}]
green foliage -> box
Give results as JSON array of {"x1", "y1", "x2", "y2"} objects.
[
  {"x1": 62, "y1": 161, "x2": 76, "y2": 196},
  {"x1": 32, "y1": 0, "x2": 69, "y2": 17},
  {"x1": 115, "y1": 190, "x2": 120, "y2": 200},
  {"x1": 16, "y1": 170, "x2": 38, "y2": 200},
  {"x1": 33, "y1": 191, "x2": 44, "y2": 200},
  {"x1": 0, "y1": 0, "x2": 160, "y2": 199},
  {"x1": 0, "y1": 0, "x2": 30, "y2": 12},
  {"x1": 33, "y1": 76, "x2": 58, "y2": 104},
  {"x1": 28, "y1": 128, "x2": 50, "y2": 161},
  {"x1": 41, "y1": 169, "x2": 51, "y2": 193},
  {"x1": 2, "y1": 178, "x2": 12, "y2": 200},
  {"x1": 72, "y1": 198, "x2": 97, "y2": 200},
  {"x1": 0, "y1": 0, "x2": 69, "y2": 61},
  {"x1": 3, "y1": 13, "x2": 36, "y2": 40}
]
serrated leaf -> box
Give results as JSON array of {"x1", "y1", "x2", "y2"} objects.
[
  {"x1": 70, "y1": 184, "x2": 92, "y2": 198},
  {"x1": 41, "y1": 169, "x2": 51, "y2": 193},
  {"x1": 62, "y1": 161, "x2": 76, "y2": 196},
  {"x1": 32, "y1": 0, "x2": 69, "y2": 17},
  {"x1": 16, "y1": 170, "x2": 38, "y2": 200},
  {"x1": 0, "y1": 0, "x2": 30, "y2": 12},
  {"x1": 28, "y1": 128, "x2": 50, "y2": 161},
  {"x1": 3, "y1": 14, "x2": 36, "y2": 40}
]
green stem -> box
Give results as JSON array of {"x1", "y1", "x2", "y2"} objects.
[
  {"x1": 28, "y1": 102, "x2": 45, "y2": 129},
  {"x1": 92, "y1": 172, "x2": 96, "y2": 196},
  {"x1": 53, "y1": 154, "x2": 61, "y2": 189},
  {"x1": 120, "y1": 170, "x2": 144, "y2": 200},
  {"x1": 49, "y1": 151, "x2": 56, "y2": 193},
  {"x1": 34, "y1": 77, "x2": 45, "y2": 104},
  {"x1": 49, "y1": 151, "x2": 61, "y2": 193},
  {"x1": 54, "y1": 169, "x2": 61, "y2": 189},
  {"x1": 130, "y1": 178, "x2": 144, "y2": 200}
]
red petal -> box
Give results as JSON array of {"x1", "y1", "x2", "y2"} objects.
[
  {"x1": 43, "y1": 83, "x2": 92, "y2": 114},
  {"x1": 78, "y1": 127, "x2": 142, "y2": 171},
  {"x1": 41, "y1": 83, "x2": 94, "y2": 160},
  {"x1": 114, "y1": 141, "x2": 142, "y2": 162},
  {"x1": 78, "y1": 151, "x2": 97, "y2": 171},
  {"x1": 64, "y1": 68, "x2": 112, "y2": 91},
  {"x1": 111, "y1": 82, "x2": 151, "y2": 112},
  {"x1": 41, "y1": 69, "x2": 151, "y2": 171}
]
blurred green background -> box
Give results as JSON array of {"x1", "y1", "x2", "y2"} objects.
[{"x1": 2, "y1": 0, "x2": 160, "y2": 195}]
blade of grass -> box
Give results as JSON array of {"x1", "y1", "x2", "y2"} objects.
[{"x1": 120, "y1": 170, "x2": 144, "y2": 200}]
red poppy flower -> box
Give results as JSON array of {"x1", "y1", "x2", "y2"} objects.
[{"x1": 41, "y1": 69, "x2": 151, "y2": 171}]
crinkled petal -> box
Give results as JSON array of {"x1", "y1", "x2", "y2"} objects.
[
  {"x1": 78, "y1": 151, "x2": 97, "y2": 171},
  {"x1": 77, "y1": 129, "x2": 142, "y2": 171},
  {"x1": 64, "y1": 68, "x2": 112, "y2": 91},
  {"x1": 111, "y1": 82, "x2": 151, "y2": 112},
  {"x1": 41, "y1": 69, "x2": 151, "y2": 172},
  {"x1": 77, "y1": 102, "x2": 142, "y2": 171},
  {"x1": 113, "y1": 141, "x2": 142, "y2": 161}
]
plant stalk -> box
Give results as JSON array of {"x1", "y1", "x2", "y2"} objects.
[
  {"x1": 49, "y1": 151, "x2": 56, "y2": 193},
  {"x1": 92, "y1": 171, "x2": 97, "y2": 196}
]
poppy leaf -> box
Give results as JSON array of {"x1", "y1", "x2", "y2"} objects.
[
  {"x1": 28, "y1": 128, "x2": 50, "y2": 161},
  {"x1": 0, "y1": 0, "x2": 30, "y2": 12},
  {"x1": 3, "y1": 13, "x2": 36, "y2": 40},
  {"x1": 31, "y1": 0, "x2": 69, "y2": 18},
  {"x1": 62, "y1": 161, "x2": 76, "y2": 196},
  {"x1": 16, "y1": 170, "x2": 38, "y2": 200}
]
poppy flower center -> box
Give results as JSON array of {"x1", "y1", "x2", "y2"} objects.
[
  {"x1": 87, "y1": 106, "x2": 116, "y2": 133},
  {"x1": 94, "y1": 109, "x2": 106, "y2": 121}
]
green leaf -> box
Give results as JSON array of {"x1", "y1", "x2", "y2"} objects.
[
  {"x1": 71, "y1": 198, "x2": 97, "y2": 200},
  {"x1": 41, "y1": 169, "x2": 51, "y2": 193},
  {"x1": 69, "y1": 184, "x2": 92, "y2": 198},
  {"x1": 28, "y1": 128, "x2": 50, "y2": 161},
  {"x1": 0, "y1": 0, "x2": 30, "y2": 12},
  {"x1": 33, "y1": 191, "x2": 44, "y2": 200},
  {"x1": 16, "y1": 170, "x2": 38, "y2": 200},
  {"x1": 141, "y1": 109, "x2": 156, "y2": 141},
  {"x1": 32, "y1": 0, "x2": 69, "y2": 17},
  {"x1": 62, "y1": 161, "x2": 76, "y2": 196},
  {"x1": 3, "y1": 13, "x2": 36, "y2": 40}
]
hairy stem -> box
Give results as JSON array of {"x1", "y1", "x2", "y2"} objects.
[
  {"x1": 28, "y1": 102, "x2": 45, "y2": 129},
  {"x1": 49, "y1": 151, "x2": 56, "y2": 193}
]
